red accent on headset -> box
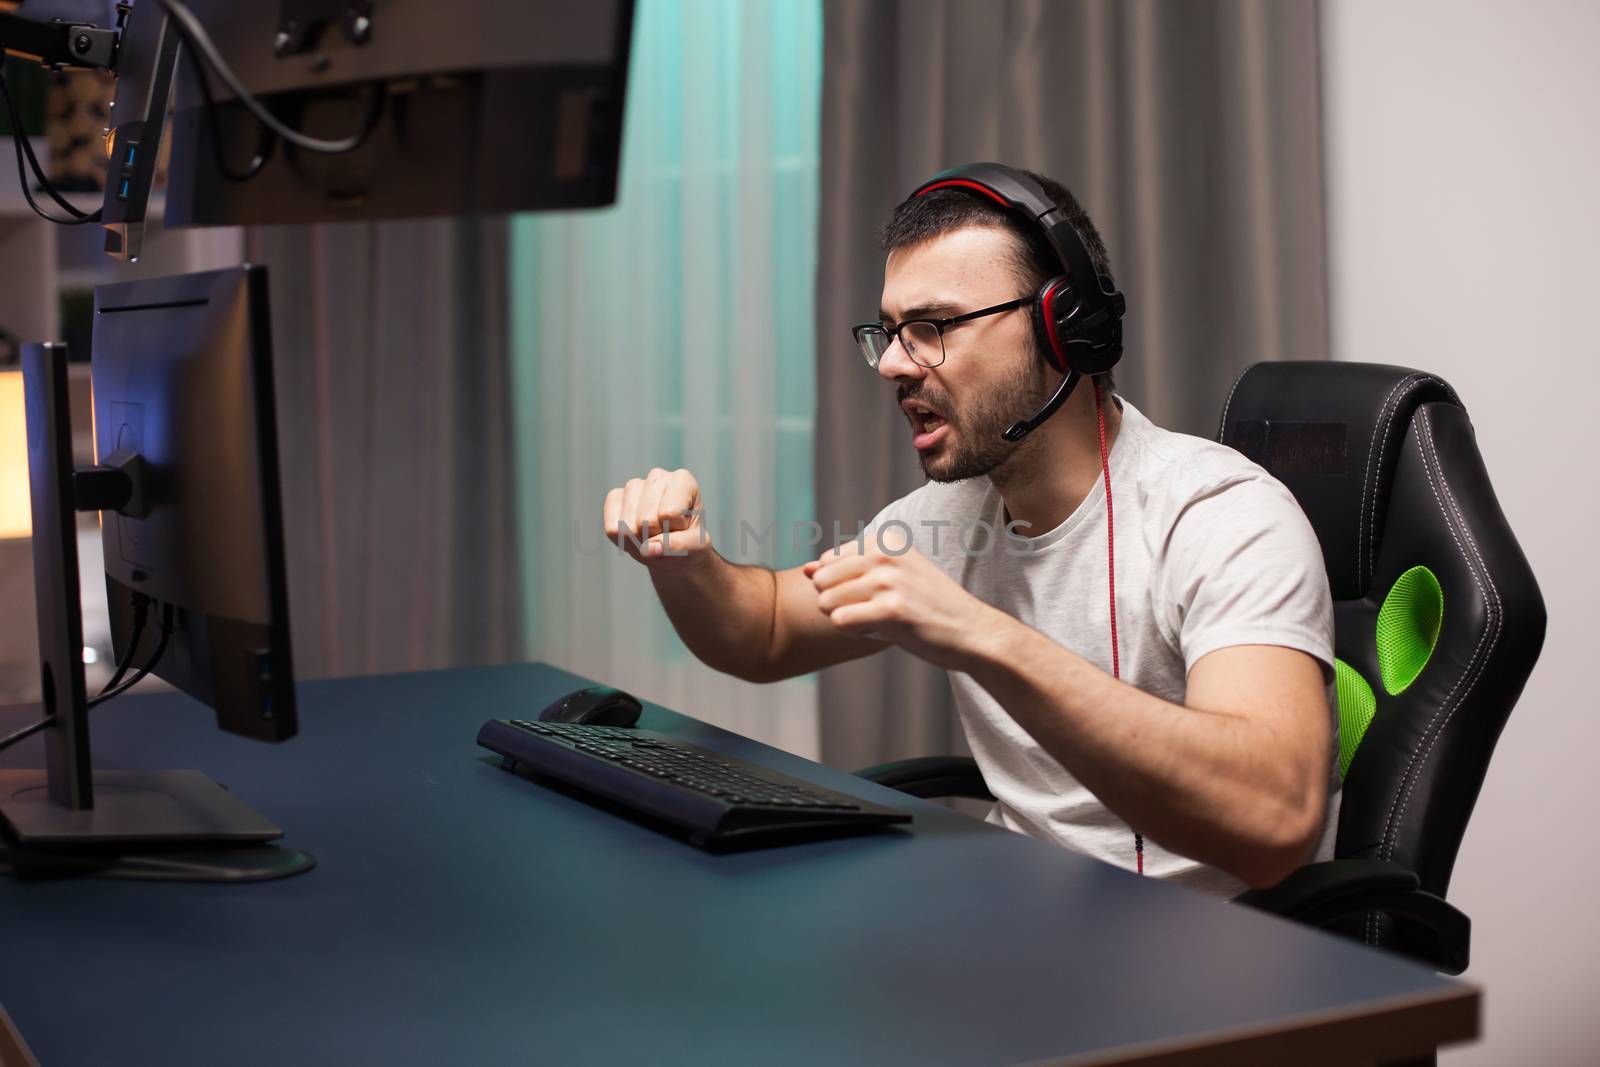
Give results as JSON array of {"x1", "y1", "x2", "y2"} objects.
[
  {"x1": 1040, "y1": 283, "x2": 1068, "y2": 372},
  {"x1": 915, "y1": 178, "x2": 1010, "y2": 206},
  {"x1": 1094, "y1": 379, "x2": 1141, "y2": 874}
]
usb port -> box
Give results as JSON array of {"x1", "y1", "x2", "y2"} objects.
[
  {"x1": 256, "y1": 651, "x2": 275, "y2": 719},
  {"x1": 117, "y1": 177, "x2": 130, "y2": 200},
  {"x1": 123, "y1": 141, "x2": 138, "y2": 167}
]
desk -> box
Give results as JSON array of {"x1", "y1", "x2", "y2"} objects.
[{"x1": 0, "y1": 663, "x2": 1476, "y2": 1066}]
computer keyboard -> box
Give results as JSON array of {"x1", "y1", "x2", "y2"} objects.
[{"x1": 477, "y1": 719, "x2": 911, "y2": 849}]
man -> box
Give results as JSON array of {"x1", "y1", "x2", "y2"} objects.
[{"x1": 601, "y1": 165, "x2": 1337, "y2": 896}]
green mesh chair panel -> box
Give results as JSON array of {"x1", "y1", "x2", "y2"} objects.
[
  {"x1": 1334, "y1": 658, "x2": 1377, "y2": 779},
  {"x1": 1376, "y1": 566, "x2": 1444, "y2": 696},
  {"x1": 1335, "y1": 566, "x2": 1444, "y2": 779}
]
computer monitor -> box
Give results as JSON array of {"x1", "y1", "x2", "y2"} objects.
[
  {"x1": 102, "y1": 0, "x2": 636, "y2": 258},
  {"x1": 95, "y1": 266, "x2": 297, "y2": 743},
  {"x1": 1, "y1": 266, "x2": 311, "y2": 882}
]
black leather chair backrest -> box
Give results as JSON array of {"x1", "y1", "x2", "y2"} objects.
[{"x1": 1219, "y1": 362, "x2": 1545, "y2": 901}]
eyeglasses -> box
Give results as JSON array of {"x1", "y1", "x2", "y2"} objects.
[{"x1": 851, "y1": 296, "x2": 1035, "y2": 370}]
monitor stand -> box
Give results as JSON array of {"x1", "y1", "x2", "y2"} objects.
[{"x1": 0, "y1": 343, "x2": 314, "y2": 882}]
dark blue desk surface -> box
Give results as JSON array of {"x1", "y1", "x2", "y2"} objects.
[{"x1": 0, "y1": 664, "x2": 1475, "y2": 1066}]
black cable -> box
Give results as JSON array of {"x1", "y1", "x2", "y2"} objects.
[
  {"x1": 98, "y1": 592, "x2": 151, "y2": 695},
  {"x1": 160, "y1": 0, "x2": 388, "y2": 155},
  {"x1": 0, "y1": 71, "x2": 93, "y2": 219},
  {"x1": 0, "y1": 66, "x2": 102, "y2": 225},
  {"x1": 0, "y1": 600, "x2": 171, "y2": 753},
  {"x1": 86, "y1": 603, "x2": 173, "y2": 709},
  {"x1": 179, "y1": 36, "x2": 275, "y2": 182},
  {"x1": 0, "y1": 715, "x2": 53, "y2": 754}
]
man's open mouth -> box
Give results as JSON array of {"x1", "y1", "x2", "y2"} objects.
[
  {"x1": 902, "y1": 398, "x2": 952, "y2": 451},
  {"x1": 903, "y1": 399, "x2": 948, "y2": 434}
]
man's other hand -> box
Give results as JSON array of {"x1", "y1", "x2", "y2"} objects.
[{"x1": 804, "y1": 531, "x2": 995, "y2": 670}]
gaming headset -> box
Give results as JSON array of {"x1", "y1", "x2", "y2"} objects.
[{"x1": 909, "y1": 163, "x2": 1127, "y2": 441}]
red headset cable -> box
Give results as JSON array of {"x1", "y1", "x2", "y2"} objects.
[{"x1": 1093, "y1": 379, "x2": 1142, "y2": 874}]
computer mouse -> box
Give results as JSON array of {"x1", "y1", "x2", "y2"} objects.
[{"x1": 537, "y1": 686, "x2": 643, "y2": 727}]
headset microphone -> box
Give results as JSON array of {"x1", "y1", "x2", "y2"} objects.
[{"x1": 1002, "y1": 369, "x2": 1080, "y2": 442}]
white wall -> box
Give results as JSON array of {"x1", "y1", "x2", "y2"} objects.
[{"x1": 1321, "y1": 2, "x2": 1600, "y2": 1062}]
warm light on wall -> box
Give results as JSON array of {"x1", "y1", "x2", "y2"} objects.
[{"x1": 0, "y1": 369, "x2": 30, "y2": 539}]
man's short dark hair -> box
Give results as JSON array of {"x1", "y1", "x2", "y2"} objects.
[{"x1": 880, "y1": 168, "x2": 1116, "y2": 392}]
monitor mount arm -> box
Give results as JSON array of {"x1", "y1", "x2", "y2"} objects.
[
  {"x1": 275, "y1": 0, "x2": 374, "y2": 56},
  {"x1": 72, "y1": 449, "x2": 147, "y2": 518},
  {"x1": 0, "y1": 8, "x2": 120, "y2": 72},
  {"x1": 0, "y1": 0, "x2": 378, "y2": 70}
]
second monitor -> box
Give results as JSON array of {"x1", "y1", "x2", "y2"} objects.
[{"x1": 95, "y1": 265, "x2": 297, "y2": 743}]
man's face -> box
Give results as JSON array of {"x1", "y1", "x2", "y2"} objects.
[{"x1": 877, "y1": 226, "x2": 1051, "y2": 483}]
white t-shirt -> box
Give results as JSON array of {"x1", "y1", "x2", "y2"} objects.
[{"x1": 863, "y1": 397, "x2": 1340, "y2": 897}]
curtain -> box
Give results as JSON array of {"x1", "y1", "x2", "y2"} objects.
[
  {"x1": 246, "y1": 220, "x2": 523, "y2": 679},
  {"x1": 814, "y1": 0, "x2": 1329, "y2": 770},
  {"x1": 509, "y1": 0, "x2": 823, "y2": 756}
]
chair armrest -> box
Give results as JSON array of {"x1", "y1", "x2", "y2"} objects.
[
  {"x1": 1234, "y1": 859, "x2": 1471, "y2": 975},
  {"x1": 1233, "y1": 858, "x2": 1419, "y2": 913},
  {"x1": 854, "y1": 756, "x2": 995, "y2": 801}
]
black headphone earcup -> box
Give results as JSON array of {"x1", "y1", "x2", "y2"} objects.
[
  {"x1": 1036, "y1": 275, "x2": 1125, "y2": 377},
  {"x1": 1033, "y1": 276, "x2": 1075, "y2": 374}
]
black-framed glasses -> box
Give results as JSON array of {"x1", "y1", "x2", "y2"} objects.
[{"x1": 851, "y1": 296, "x2": 1036, "y2": 369}]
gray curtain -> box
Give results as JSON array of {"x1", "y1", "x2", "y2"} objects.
[
  {"x1": 814, "y1": 0, "x2": 1329, "y2": 771},
  {"x1": 246, "y1": 220, "x2": 522, "y2": 680}
]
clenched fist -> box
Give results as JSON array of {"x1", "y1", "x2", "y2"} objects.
[
  {"x1": 803, "y1": 533, "x2": 996, "y2": 671},
  {"x1": 602, "y1": 467, "x2": 712, "y2": 568}
]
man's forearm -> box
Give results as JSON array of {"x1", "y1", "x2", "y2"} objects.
[
  {"x1": 648, "y1": 550, "x2": 778, "y2": 682},
  {"x1": 959, "y1": 610, "x2": 1326, "y2": 887}
]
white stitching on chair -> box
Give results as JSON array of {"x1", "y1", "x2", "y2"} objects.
[
  {"x1": 1358, "y1": 377, "x2": 1412, "y2": 587},
  {"x1": 1368, "y1": 377, "x2": 1459, "y2": 588},
  {"x1": 1219, "y1": 367, "x2": 1250, "y2": 444},
  {"x1": 1389, "y1": 409, "x2": 1502, "y2": 852},
  {"x1": 1367, "y1": 407, "x2": 1501, "y2": 942},
  {"x1": 1359, "y1": 375, "x2": 1425, "y2": 589}
]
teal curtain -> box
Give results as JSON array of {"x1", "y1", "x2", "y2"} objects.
[{"x1": 510, "y1": 0, "x2": 822, "y2": 754}]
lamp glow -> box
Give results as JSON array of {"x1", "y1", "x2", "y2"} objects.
[{"x1": 0, "y1": 370, "x2": 30, "y2": 540}]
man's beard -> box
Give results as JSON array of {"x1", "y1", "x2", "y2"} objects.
[{"x1": 903, "y1": 356, "x2": 1054, "y2": 484}]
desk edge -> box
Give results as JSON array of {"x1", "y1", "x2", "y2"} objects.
[
  {"x1": 0, "y1": 999, "x2": 40, "y2": 1067},
  {"x1": 1013, "y1": 982, "x2": 1480, "y2": 1067}
]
